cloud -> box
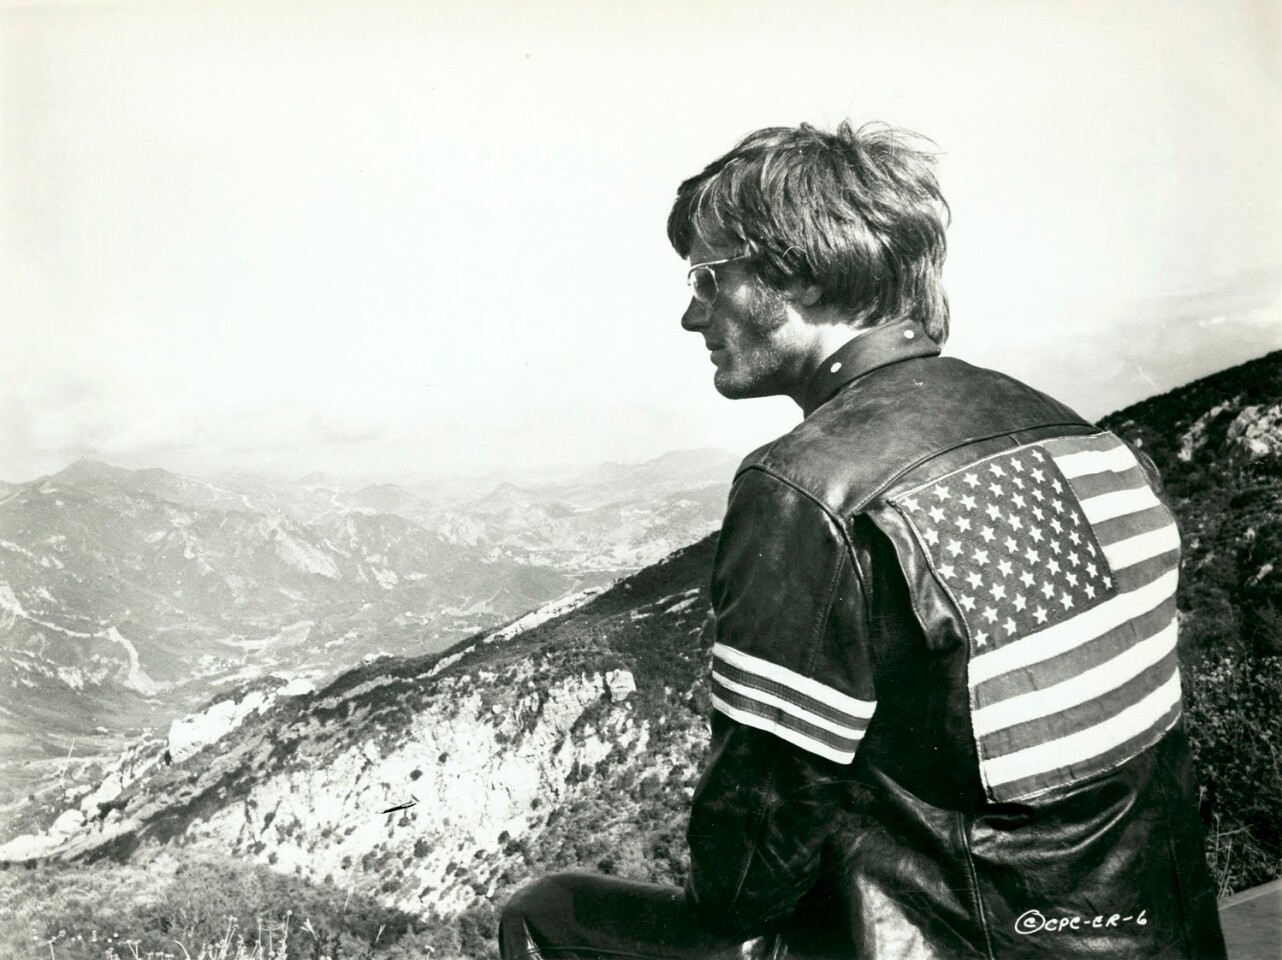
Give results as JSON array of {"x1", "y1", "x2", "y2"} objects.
[
  {"x1": 1132, "y1": 267, "x2": 1282, "y2": 324},
  {"x1": 986, "y1": 269, "x2": 1282, "y2": 420}
]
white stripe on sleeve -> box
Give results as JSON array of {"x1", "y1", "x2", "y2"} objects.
[
  {"x1": 712, "y1": 694, "x2": 858, "y2": 764},
  {"x1": 712, "y1": 642, "x2": 876, "y2": 719},
  {"x1": 712, "y1": 670, "x2": 866, "y2": 739}
]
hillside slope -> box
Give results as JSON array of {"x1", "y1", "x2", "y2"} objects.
[
  {"x1": 0, "y1": 538, "x2": 722, "y2": 957},
  {"x1": 1102, "y1": 349, "x2": 1282, "y2": 658}
]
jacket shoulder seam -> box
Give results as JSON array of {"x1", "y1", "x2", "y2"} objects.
[
  {"x1": 737, "y1": 463, "x2": 859, "y2": 560},
  {"x1": 852, "y1": 420, "x2": 1099, "y2": 513},
  {"x1": 736, "y1": 465, "x2": 870, "y2": 685}
]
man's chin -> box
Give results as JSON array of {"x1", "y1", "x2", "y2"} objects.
[{"x1": 713, "y1": 371, "x2": 769, "y2": 400}]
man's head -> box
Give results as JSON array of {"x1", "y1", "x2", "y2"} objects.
[{"x1": 668, "y1": 122, "x2": 951, "y2": 400}]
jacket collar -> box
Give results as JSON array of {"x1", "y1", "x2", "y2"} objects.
[{"x1": 801, "y1": 316, "x2": 941, "y2": 417}]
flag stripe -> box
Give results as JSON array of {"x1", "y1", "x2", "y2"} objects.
[
  {"x1": 1054, "y1": 443, "x2": 1141, "y2": 481},
  {"x1": 974, "y1": 622, "x2": 1174, "y2": 748},
  {"x1": 712, "y1": 668, "x2": 868, "y2": 738},
  {"x1": 981, "y1": 669, "x2": 1182, "y2": 787},
  {"x1": 973, "y1": 618, "x2": 1178, "y2": 737},
  {"x1": 1078, "y1": 485, "x2": 1163, "y2": 525},
  {"x1": 712, "y1": 691, "x2": 859, "y2": 764},
  {"x1": 1042, "y1": 432, "x2": 1129, "y2": 463},
  {"x1": 975, "y1": 595, "x2": 1177, "y2": 705},
  {"x1": 1103, "y1": 523, "x2": 1180, "y2": 572},
  {"x1": 712, "y1": 642, "x2": 876, "y2": 719},
  {"x1": 1109, "y1": 546, "x2": 1179, "y2": 594},
  {"x1": 1092, "y1": 503, "x2": 1176, "y2": 550},
  {"x1": 1066, "y1": 464, "x2": 1150, "y2": 502},
  {"x1": 981, "y1": 649, "x2": 1178, "y2": 759},
  {"x1": 969, "y1": 566, "x2": 1177, "y2": 686},
  {"x1": 985, "y1": 694, "x2": 1183, "y2": 801}
]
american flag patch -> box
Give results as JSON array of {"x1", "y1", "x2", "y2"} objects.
[
  {"x1": 895, "y1": 432, "x2": 1182, "y2": 801},
  {"x1": 711, "y1": 642, "x2": 876, "y2": 764}
]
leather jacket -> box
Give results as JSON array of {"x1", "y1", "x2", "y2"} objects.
[{"x1": 686, "y1": 317, "x2": 1226, "y2": 959}]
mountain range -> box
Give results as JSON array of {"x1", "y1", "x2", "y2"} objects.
[{"x1": 0, "y1": 448, "x2": 737, "y2": 812}]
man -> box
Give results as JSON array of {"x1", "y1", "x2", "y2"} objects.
[{"x1": 500, "y1": 121, "x2": 1226, "y2": 959}]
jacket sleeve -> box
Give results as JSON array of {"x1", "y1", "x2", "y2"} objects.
[{"x1": 686, "y1": 466, "x2": 877, "y2": 936}]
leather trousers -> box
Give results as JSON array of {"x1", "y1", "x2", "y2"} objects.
[{"x1": 498, "y1": 873, "x2": 786, "y2": 960}]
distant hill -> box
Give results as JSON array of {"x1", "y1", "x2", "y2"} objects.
[{"x1": 1, "y1": 359, "x2": 1278, "y2": 959}]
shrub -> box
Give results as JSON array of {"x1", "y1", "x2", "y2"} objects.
[
  {"x1": 0, "y1": 851, "x2": 422, "y2": 959},
  {"x1": 1184, "y1": 653, "x2": 1282, "y2": 895}
]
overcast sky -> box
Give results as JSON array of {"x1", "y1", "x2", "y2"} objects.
[{"x1": 2, "y1": 0, "x2": 1279, "y2": 485}]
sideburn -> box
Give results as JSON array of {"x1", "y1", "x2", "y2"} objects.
[{"x1": 743, "y1": 281, "x2": 790, "y2": 333}]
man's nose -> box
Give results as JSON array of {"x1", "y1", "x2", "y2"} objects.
[{"x1": 681, "y1": 298, "x2": 709, "y2": 331}]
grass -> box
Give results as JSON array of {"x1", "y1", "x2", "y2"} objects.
[
  {"x1": 0, "y1": 853, "x2": 452, "y2": 960},
  {"x1": 1184, "y1": 653, "x2": 1282, "y2": 896},
  {"x1": 35, "y1": 913, "x2": 382, "y2": 960}
]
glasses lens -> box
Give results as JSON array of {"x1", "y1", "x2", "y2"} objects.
[{"x1": 689, "y1": 266, "x2": 718, "y2": 305}]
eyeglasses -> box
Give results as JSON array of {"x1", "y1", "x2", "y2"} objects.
[{"x1": 686, "y1": 255, "x2": 752, "y2": 306}]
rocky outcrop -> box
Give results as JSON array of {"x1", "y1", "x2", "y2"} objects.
[
  {"x1": 1178, "y1": 399, "x2": 1237, "y2": 462},
  {"x1": 606, "y1": 669, "x2": 636, "y2": 702},
  {"x1": 2, "y1": 658, "x2": 670, "y2": 919},
  {"x1": 481, "y1": 588, "x2": 605, "y2": 645},
  {"x1": 166, "y1": 688, "x2": 275, "y2": 764},
  {"x1": 0, "y1": 686, "x2": 284, "y2": 859},
  {"x1": 0, "y1": 831, "x2": 63, "y2": 861},
  {"x1": 278, "y1": 677, "x2": 316, "y2": 697},
  {"x1": 174, "y1": 667, "x2": 636, "y2": 914},
  {"x1": 79, "y1": 769, "x2": 125, "y2": 815},
  {"x1": 1226, "y1": 403, "x2": 1282, "y2": 461}
]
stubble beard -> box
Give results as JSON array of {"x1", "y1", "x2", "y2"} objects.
[{"x1": 713, "y1": 283, "x2": 792, "y2": 400}]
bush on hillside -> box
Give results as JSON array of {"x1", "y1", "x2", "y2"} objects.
[
  {"x1": 0, "y1": 853, "x2": 431, "y2": 960},
  {"x1": 1183, "y1": 653, "x2": 1282, "y2": 896}
]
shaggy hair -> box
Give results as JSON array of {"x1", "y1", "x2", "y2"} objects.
[{"x1": 667, "y1": 121, "x2": 952, "y2": 343}]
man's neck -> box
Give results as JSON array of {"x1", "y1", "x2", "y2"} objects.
[{"x1": 785, "y1": 322, "x2": 875, "y2": 409}]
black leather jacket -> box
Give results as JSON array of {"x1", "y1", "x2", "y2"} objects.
[{"x1": 686, "y1": 317, "x2": 1226, "y2": 959}]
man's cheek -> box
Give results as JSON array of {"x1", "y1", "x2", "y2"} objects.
[
  {"x1": 747, "y1": 305, "x2": 788, "y2": 335},
  {"x1": 741, "y1": 286, "x2": 789, "y2": 334}
]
